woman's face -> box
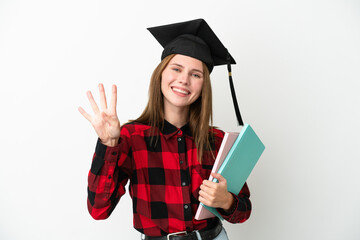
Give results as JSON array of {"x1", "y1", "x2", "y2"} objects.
[{"x1": 161, "y1": 54, "x2": 204, "y2": 113}]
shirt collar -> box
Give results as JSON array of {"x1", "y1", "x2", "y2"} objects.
[{"x1": 160, "y1": 120, "x2": 193, "y2": 139}]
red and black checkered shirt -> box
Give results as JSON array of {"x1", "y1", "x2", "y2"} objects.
[{"x1": 87, "y1": 120, "x2": 251, "y2": 236}]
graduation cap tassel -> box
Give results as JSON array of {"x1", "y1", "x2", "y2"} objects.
[{"x1": 227, "y1": 52, "x2": 244, "y2": 126}]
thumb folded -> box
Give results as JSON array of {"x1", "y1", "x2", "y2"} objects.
[
  {"x1": 101, "y1": 112, "x2": 112, "y2": 125},
  {"x1": 211, "y1": 172, "x2": 226, "y2": 183}
]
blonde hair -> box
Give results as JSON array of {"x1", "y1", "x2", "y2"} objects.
[{"x1": 133, "y1": 54, "x2": 214, "y2": 162}]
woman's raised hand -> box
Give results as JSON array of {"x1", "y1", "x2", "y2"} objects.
[{"x1": 78, "y1": 84, "x2": 120, "y2": 147}]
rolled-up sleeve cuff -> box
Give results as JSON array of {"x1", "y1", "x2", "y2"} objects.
[
  {"x1": 217, "y1": 193, "x2": 239, "y2": 220},
  {"x1": 96, "y1": 139, "x2": 120, "y2": 160},
  {"x1": 91, "y1": 139, "x2": 120, "y2": 175}
]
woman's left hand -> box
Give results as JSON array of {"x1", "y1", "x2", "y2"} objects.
[{"x1": 199, "y1": 172, "x2": 234, "y2": 211}]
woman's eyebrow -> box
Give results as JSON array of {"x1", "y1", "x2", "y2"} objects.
[
  {"x1": 170, "y1": 63, "x2": 203, "y2": 74},
  {"x1": 192, "y1": 69, "x2": 203, "y2": 74},
  {"x1": 170, "y1": 63, "x2": 184, "y2": 68}
]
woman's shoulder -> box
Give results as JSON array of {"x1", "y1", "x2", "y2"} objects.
[
  {"x1": 209, "y1": 126, "x2": 225, "y2": 141},
  {"x1": 120, "y1": 121, "x2": 151, "y2": 134},
  {"x1": 210, "y1": 126, "x2": 225, "y2": 136}
]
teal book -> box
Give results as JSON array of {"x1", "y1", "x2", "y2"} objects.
[{"x1": 197, "y1": 124, "x2": 265, "y2": 220}]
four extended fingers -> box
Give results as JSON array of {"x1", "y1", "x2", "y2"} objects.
[{"x1": 79, "y1": 84, "x2": 118, "y2": 121}]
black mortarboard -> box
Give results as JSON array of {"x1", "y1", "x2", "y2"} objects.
[{"x1": 147, "y1": 19, "x2": 244, "y2": 126}]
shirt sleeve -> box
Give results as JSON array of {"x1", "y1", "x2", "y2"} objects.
[
  {"x1": 87, "y1": 126, "x2": 133, "y2": 220},
  {"x1": 217, "y1": 182, "x2": 252, "y2": 223}
]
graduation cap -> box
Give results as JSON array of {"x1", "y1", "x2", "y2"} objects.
[{"x1": 147, "y1": 19, "x2": 244, "y2": 126}]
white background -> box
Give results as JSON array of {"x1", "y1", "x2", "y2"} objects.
[{"x1": 0, "y1": 0, "x2": 359, "y2": 239}]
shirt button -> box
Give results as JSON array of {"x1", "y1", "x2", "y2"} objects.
[
  {"x1": 111, "y1": 151, "x2": 117, "y2": 156},
  {"x1": 182, "y1": 182, "x2": 186, "y2": 186},
  {"x1": 180, "y1": 160, "x2": 183, "y2": 164},
  {"x1": 178, "y1": 138, "x2": 182, "y2": 142},
  {"x1": 178, "y1": 130, "x2": 181, "y2": 134},
  {"x1": 184, "y1": 204, "x2": 189, "y2": 209}
]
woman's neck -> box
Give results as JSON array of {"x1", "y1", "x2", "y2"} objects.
[{"x1": 164, "y1": 106, "x2": 189, "y2": 128}]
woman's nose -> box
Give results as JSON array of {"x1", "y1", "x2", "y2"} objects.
[{"x1": 178, "y1": 72, "x2": 190, "y2": 85}]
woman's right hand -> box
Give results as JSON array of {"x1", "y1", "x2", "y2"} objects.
[{"x1": 78, "y1": 83, "x2": 120, "y2": 147}]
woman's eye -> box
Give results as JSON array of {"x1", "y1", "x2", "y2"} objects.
[
  {"x1": 193, "y1": 73, "x2": 201, "y2": 78},
  {"x1": 173, "y1": 68, "x2": 180, "y2": 72}
]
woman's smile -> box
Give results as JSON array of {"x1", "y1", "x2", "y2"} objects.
[{"x1": 171, "y1": 86, "x2": 190, "y2": 96}]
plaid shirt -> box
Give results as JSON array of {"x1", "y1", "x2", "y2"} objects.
[{"x1": 87, "y1": 120, "x2": 251, "y2": 236}]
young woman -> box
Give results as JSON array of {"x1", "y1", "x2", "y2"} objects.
[{"x1": 79, "y1": 19, "x2": 251, "y2": 240}]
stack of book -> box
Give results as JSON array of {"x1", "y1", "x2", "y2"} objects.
[{"x1": 195, "y1": 124, "x2": 265, "y2": 220}]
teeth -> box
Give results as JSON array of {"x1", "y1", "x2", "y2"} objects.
[{"x1": 173, "y1": 87, "x2": 189, "y2": 95}]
